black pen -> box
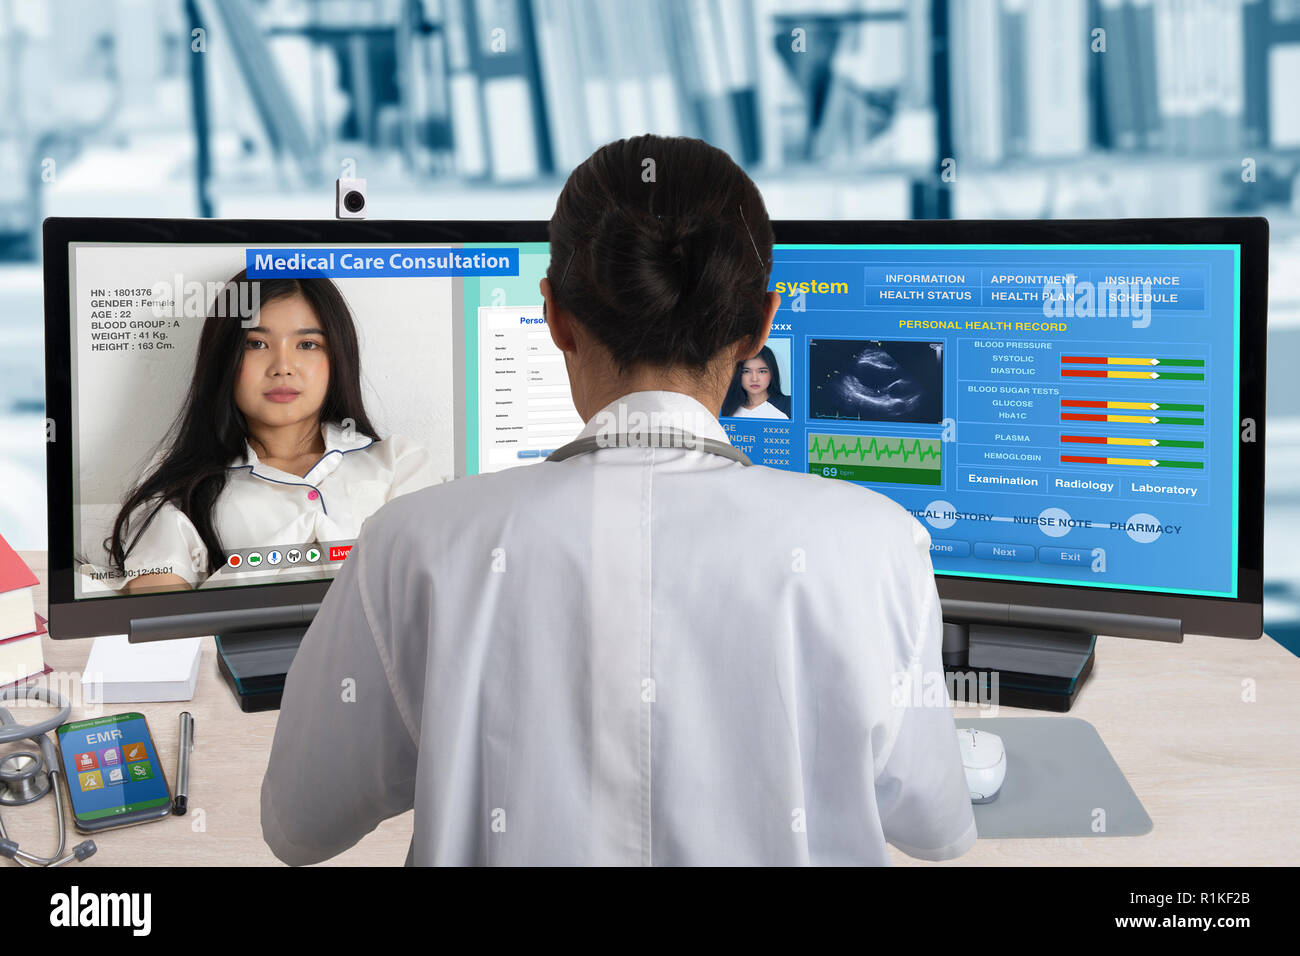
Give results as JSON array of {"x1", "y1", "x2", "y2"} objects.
[{"x1": 173, "y1": 712, "x2": 194, "y2": 815}]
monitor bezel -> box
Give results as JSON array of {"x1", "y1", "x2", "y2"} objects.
[{"x1": 44, "y1": 216, "x2": 1265, "y2": 640}]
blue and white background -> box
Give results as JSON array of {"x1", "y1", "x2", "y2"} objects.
[{"x1": 1, "y1": 0, "x2": 1296, "y2": 651}]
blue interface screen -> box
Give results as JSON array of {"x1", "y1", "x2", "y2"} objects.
[
  {"x1": 723, "y1": 244, "x2": 1240, "y2": 598},
  {"x1": 57, "y1": 713, "x2": 170, "y2": 821}
]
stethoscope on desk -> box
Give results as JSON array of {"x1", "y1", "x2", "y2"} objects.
[
  {"x1": 0, "y1": 685, "x2": 97, "y2": 866},
  {"x1": 545, "y1": 428, "x2": 754, "y2": 466}
]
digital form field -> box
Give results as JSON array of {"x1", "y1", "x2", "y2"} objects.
[{"x1": 478, "y1": 305, "x2": 583, "y2": 471}]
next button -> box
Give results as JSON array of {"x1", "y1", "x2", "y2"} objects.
[
  {"x1": 1039, "y1": 547, "x2": 1089, "y2": 566},
  {"x1": 974, "y1": 542, "x2": 1035, "y2": 562}
]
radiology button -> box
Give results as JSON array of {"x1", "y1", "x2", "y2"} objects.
[
  {"x1": 1039, "y1": 547, "x2": 1088, "y2": 566},
  {"x1": 1051, "y1": 476, "x2": 1117, "y2": 499},
  {"x1": 929, "y1": 538, "x2": 970, "y2": 558},
  {"x1": 974, "y1": 542, "x2": 1035, "y2": 562}
]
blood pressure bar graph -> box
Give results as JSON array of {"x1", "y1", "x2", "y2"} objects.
[
  {"x1": 1060, "y1": 399, "x2": 1204, "y2": 426},
  {"x1": 1060, "y1": 355, "x2": 1205, "y2": 381}
]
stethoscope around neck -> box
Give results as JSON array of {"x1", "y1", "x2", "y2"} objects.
[
  {"x1": 0, "y1": 685, "x2": 97, "y2": 866},
  {"x1": 545, "y1": 427, "x2": 753, "y2": 466}
]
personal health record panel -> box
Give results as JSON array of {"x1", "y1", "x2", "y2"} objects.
[{"x1": 728, "y1": 244, "x2": 1240, "y2": 598}]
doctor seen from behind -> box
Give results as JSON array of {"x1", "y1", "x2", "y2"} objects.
[{"x1": 260, "y1": 134, "x2": 977, "y2": 866}]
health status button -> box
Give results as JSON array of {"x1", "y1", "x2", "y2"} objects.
[
  {"x1": 1039, "y1": 547, "x2": 1089, "y2": 566},
  {"x1": 974, "y1": 542, "x2": 1035, "y2": 562},
  {"x1": 929, "y1": 539, "x2": 971, "y2": 558}
]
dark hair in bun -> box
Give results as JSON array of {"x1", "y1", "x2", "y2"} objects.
[{"x1": 547, "y1": 135, "x2": 774, "y2": 373}]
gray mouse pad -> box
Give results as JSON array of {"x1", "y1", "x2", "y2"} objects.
[{"x1": 954, "y1": 717, "x2": 1153, "y2": 838}]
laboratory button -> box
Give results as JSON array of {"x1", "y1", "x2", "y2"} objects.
[{"x1": 973, "y1": 542, "x2": 1035, "y2": 562}]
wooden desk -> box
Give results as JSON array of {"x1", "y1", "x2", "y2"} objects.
[
  {"x1": 10, "y1": 551, "x2": 1300, "y2": 866},
  {"x1": 11, "y1": 552, "x2": 411, "y2": 866}
]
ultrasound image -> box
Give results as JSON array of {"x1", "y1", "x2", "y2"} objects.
[{"x1": 809, "y1": 339, "x2": 943, "y2": 423}]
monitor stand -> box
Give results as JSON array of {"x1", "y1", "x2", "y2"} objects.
[
  {"x1": 214, "y1": 627, "x2": 306, "y2": 712},
  {"x1": 942, "y1": 622, "x2": 1097, "y2": 712}
]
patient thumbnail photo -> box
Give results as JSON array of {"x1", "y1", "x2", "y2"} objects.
[
  {"x1": 809, "y1": 339, "x2": 943, "y2": 424},
  {"x1": 70, "y1": 245, "x2": 457, "y2": 599},
  {"x1": 721, "y1": 337, "x2": 792, "y2": 420}
]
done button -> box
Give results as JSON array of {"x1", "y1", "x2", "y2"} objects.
[
  {"x1": 929, "y1": 538, "x2": 970, "y2": 558},
  {"x1": 973, "y1": 542, "x2": 1035, "y2": 562}
]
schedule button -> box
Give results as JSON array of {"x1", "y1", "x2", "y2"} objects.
[
  {"x1": 974, "y1": 542, "x2": 1035, "y2": 562},
  {"x1": 930, "y1": 539, "x2": 970, "y2": 558},
  {"x1": 1039, "y1": 547, "x2": 1088, "y2": 566}
]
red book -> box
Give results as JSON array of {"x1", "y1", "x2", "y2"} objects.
[
  {"x1": 0, "y1": 613, "x2": 50, "y2": 690},
  {"x1": 0, "y1": 533, "x2": 39, "y2": 641}
]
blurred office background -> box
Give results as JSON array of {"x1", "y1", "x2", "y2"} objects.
[{"x1": 0, "y1": 0, "x2": 1296, "y2": 647}]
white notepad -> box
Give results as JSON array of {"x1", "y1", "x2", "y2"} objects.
[{"x1": 80, "y1": 634, "x2": 202, "y2": 703}]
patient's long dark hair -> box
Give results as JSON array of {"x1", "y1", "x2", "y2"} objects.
[{"x1": 106, "y1": 272, "x2": 378, "y2": 576}]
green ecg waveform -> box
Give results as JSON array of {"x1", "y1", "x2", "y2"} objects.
[{"x1": 808, "y1": 435, "x2": 941, "y2": 466}]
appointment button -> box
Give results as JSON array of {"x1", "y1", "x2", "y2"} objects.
[
  {"x1": 974, "y1": 542, "x2": 1035, "y2": 562},
  {"x1": 1039, "y1": 547, "x2": 1089, "y2": 566}
]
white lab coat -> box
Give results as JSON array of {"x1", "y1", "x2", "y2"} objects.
[
  {"x1": 120, "y1": 421, "x2": 441, "y2": 588},
  {"x1": 260, "y1": 390, "x2": 976, "y2": 865}
]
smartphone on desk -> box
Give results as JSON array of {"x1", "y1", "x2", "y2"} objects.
[{"x1": 56, "y1": 712, "x2": 173, "y2": 832}]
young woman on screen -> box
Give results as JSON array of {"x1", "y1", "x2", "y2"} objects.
[
  {"x1": 108, "y1": 271, "x2": 440, "y2": 594},
  {"x1": 720, "y1": 344, "x2": 790, "y2": 419}
]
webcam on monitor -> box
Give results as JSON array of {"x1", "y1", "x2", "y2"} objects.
[{"x1": 335, "y1": 178, "x2": 367, "y2": 219}]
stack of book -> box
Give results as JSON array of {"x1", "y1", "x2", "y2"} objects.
[{"x1": 0, "y1": 533, "x2": 49, "y2": 688}]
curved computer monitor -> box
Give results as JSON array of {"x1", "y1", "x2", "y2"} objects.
[
  {"x1": 44, "y1": 218, "x2": 548, "y2": 641},
  {"x1": 761, "y1": 219, "x2": 1266, "y2": 642},
  {"x1": 44, "y1": 217, "x2": 1264, "y2": 644}
]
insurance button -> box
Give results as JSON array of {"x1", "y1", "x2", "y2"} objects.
[
  {"x1": 1038, "y1": 547, "x2": 1088, "y2": 566},
  {"x1": 974, "y1": 542, "x2": 1035, "y2": 562}
]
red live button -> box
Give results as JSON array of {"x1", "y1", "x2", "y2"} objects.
[{"x1": 330, "y1": 545, "x2": 352, "y2": 561}]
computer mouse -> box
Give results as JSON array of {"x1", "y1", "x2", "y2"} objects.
[{"x1": 956, "y1": 727, "x2": 1006, "y2": 804}]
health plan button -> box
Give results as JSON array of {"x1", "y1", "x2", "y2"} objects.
[
  {"x1": 1039, "y1": 547, "x2": 1088, "y2": 566},
  {"x1": 974, "y1": 542, "x2": 1035, "y2": 562},
  {"x1": 929, "y1": 538, "x2": 970, "y2": 558}
]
